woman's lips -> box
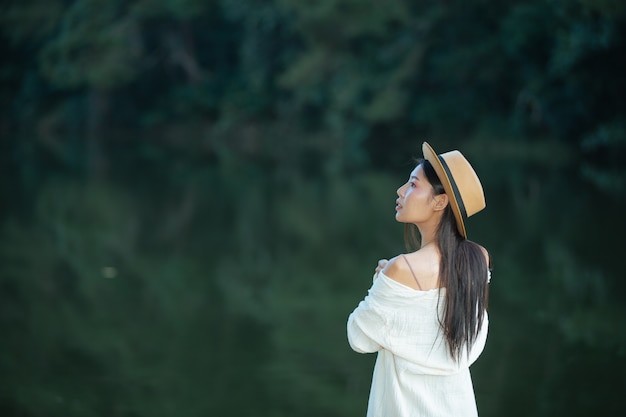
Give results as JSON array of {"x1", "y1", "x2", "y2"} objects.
[{"x1": 395, "y1": 200, "x2": 402, "y2": 211}]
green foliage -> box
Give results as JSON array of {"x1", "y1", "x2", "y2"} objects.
[
  {"x1": 1, "y1": 0, "x2": 626, "y2": 416},
  {"x1": 38, "y1": 1, "x2": 138, "y2": 88},
  {"x1": 0, "y1": 0, "x2": 65, "y2": 44}
]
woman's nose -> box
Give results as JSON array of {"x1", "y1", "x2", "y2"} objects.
[{"x1": 397, "y1": 184, "x2": 405, "y2": 197}]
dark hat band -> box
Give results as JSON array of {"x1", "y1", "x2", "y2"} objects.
[{"x1": 437, "y1": 155, "x2": 467, "y2": 219}]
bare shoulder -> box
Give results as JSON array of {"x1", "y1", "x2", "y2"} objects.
[
  {"x1": 382, "y1": 249, "x2": 440, "y2": 290},
  {"x1": 381, "y1": 255, "x2": 421, "y2": 290},
  {"x1": 381, "y1": 255, "x2": 409, "y2": 278}
]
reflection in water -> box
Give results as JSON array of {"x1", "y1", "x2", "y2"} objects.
[
  {"x1": 0, "y1": 152, "x2": 624, "y2": 417},
  {"x1": 471, "y1": 153, "x2": 626, "y2": 416}
]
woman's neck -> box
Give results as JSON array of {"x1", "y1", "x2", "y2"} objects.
[
  {"x1": 415, "y1": 213, "x2": 442, "y2": 249},
  {"x1": 417, "y1": 226, "x2": 438, "y2": 249}
]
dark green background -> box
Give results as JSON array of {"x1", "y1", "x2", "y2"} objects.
[{"x1": 1, "y1": 0, "x2": 625, "y2": 416}]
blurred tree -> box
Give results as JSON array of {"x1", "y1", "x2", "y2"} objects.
[{"x1": 1, "y1": 0, "x2": 626, "y2": 416}]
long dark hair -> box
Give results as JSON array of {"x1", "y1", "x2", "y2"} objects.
[{"x1": 404, "y1": 160, "x2": 490, "y2": 362}]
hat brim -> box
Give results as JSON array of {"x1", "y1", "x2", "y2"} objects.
[{"x1": 422, "y1": 142, "x2": 467, "y2": 238}]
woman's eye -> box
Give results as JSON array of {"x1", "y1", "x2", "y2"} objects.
[{"x1": 409, "y1": 182, "x2": 416, "y2": 188}]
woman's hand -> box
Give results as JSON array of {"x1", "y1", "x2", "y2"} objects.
[{"x1": 373, "y1": 259, "x2": 389, "y2": 282}]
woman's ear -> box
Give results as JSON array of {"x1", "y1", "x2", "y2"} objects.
[{"x1": 433, "y1": 194, "x2": 449, "y2": 211}]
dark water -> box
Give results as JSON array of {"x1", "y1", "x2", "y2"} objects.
[
  {"x1": 469, "y1": 148, "x2": 626, "y2": 416},
  {"x1": 0, "y1": 141, "x2": 624, "y2": 417}
]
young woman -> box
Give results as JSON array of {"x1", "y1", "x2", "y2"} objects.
[{"x1": 347, "y1": 142, "x2": 491, "y2": 417}]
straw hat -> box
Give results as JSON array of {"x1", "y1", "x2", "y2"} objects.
[{"x1": 422, "y1": 142, "x2": 485, "y2": 238}]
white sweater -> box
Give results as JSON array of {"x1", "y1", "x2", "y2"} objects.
[{"x1": 347, "y1": 271, "x2": 488, "y2": 417}]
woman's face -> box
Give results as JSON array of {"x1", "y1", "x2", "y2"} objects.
[{"x1": 395, "y1": 164, "x2": 440, "y2": 224}]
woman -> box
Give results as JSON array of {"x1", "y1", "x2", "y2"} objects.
[{"x1": 347, "y1": 142, "x2": 491, "y2": 417}]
